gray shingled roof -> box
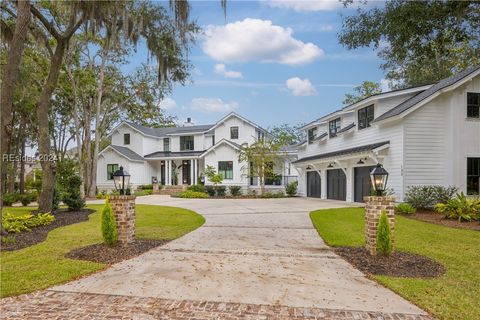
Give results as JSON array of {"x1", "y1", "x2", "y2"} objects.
[
  {"x1": 144, "y1": 150, "x2": 204, "y2": 158},
  {"x1": 126, "y1": 121, "x2": 214, "y2": 137},
  {"x1": 293, "y1": 141, "x2": 389, "y2": 164},
  {"x1": 374, "y1": 65, "x2": 480, "y2": 122},
  {"x1": 337, "y1": 122, "x2": 356, "y2": 134},
  {"x1": 110, "y1": 145, "x2": 144, "y2": 161}
]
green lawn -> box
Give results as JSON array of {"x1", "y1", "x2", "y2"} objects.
[
  {"x1": 310, "y1": 208, "x2": 480, "y2": 320},
  {"x1": 0, "y1": 204, "x2": 204, "y2": 298}
]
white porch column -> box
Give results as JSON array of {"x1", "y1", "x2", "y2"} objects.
[
  {"x1": 193, "y1": 159, "x2": 198, "y2": 185},
  {"x1": 346, "y1": 166, "x2": 353, "y2": 202},
  {"x1": 166, "y1": 160, "x2": 171, "y2": 185},
  {"x1": 190, "y1": 159, "x2": 195, "y2": 185},
  {"x1": 321, "y1": 169, "x2": 327, "y2": 199}
]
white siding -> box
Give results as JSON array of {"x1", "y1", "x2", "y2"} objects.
[
  {"x1": 203, "y1": 144, "x2": 247, "y2": 187},
  {"x1": 214, "y1": 116, "x2": 257, "y2": 145},
  {"x1": 111, "y1": 125, "x2": 143, "y2": 156}
]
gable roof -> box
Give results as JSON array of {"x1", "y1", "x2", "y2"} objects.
[
  {"x1": 103, "y1": 145, "x2": 144, "y2": 162},
  {"x1": 374, "y1": 65, "x2": 480, "y2": 123},
  {"x1": 207, "y1": 112, "x2": 269, "y2": 134},
  {"x1": 124, "y1": 121, "x2": 214, "y2": 137},
  {"x1": 199, "y1": 139, "x2": 242, "y2": 158}
]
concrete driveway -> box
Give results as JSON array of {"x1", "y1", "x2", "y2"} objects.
[{"x1": 49, "y1": 195, "x2": 427, "y2": 317}]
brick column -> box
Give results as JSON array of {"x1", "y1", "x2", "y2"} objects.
[
  {"x1": 363, "y1": 196, "x2": 395, "y2": 255},
  {"x1": 109, "y1": 195, "x2": 136, "y2": 246}
]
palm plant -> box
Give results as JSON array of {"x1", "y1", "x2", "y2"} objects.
[{"x1": 435, "y1": 192, "x2": 480, "y2": 222}]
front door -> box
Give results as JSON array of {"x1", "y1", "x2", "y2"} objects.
[
  {"x1": 354, "y1": 166, "x2": 375, "y2": 202},
  {"x1": 327, "y1": 169, "x2": 346, "y2": 201},
  {"x1": 182, "y1": 160, "x2": 191, "y2": 185},
  {"x1": 307, "y1": 171, "x2": 321, "y2": 198}
]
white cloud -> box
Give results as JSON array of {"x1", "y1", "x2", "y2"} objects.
[
  {"x1": 380, "y1": 78, "x2": 400, "y2": 92},
  {"x1": 191, "y1": 98, "x2": 239, "y2": 113},
  {"x1": 203, "y1": 18, "x2": 324, "y2": 65},
  {"x1": 265, "y1": 0, "x2": 342, "y2": 11},
  {"x1": 214, "y1": 64, "x2": 243, "y2": 79},
  {"x1": 286, "y1": 77, "x2": 318, "y2": 96},
  {"x1": 158, "y1": 97, "x2": 177, "y2": 110}
]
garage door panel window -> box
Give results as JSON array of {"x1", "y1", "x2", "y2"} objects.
[{"x1": 218, "y1": 161, "x2": 233, "y2": 179}]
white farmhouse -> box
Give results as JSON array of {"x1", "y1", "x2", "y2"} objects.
[
  {"x1": 294, "y1": 65, "x2": 480, "y2": 202},
  {"x1": 97, "y1": 112, "x2": 298, "y2": 193}
]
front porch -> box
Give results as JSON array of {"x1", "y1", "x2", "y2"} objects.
[{"x1": 148, "y1": 157, "x2": 203, "y2": 187}]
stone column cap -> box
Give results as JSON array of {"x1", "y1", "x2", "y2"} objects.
[
  {"x1": 363, "y1": 196, "x2": 396, "y2": 202},
  {"x1": 109, "y1": 195, "x2": 137, "y2": 200}
]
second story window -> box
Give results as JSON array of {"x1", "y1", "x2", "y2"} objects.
[
  {"x1": 230, "y1": 126, "x2": 239, "y2": 139},
  {"x1": 163, "y1": 138, "x2": 170, "y2": 152},
  {"x1": 308, "y1": 127, "x2": 317, "y2": 144},
  {"x1": 358, "y1": 105, "x2": 374, "y2": 129},
  {"x1": 467, "y1": 92, "x2": 480, "y2": 118},
  {"x1": 180, "y1": 135, "x2": 194, "y2": 151},
  {"x1": 329, "y1": 118, "x2": 341, "y2": 138},
  {"x1": 124, "y1": 133, "x2": 130, "y2": 145}
]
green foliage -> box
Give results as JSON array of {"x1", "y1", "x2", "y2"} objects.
[
  {"x1": 2, "y1": 193, "x2": 19, "y2": 206},
  {"x1": 101, "y1": 198, "x2": 117, "y2": 246},
  {"x1": 137, "y1": 184, "x2": 153, "y2": 190},
  {"x1": 187, "y1": 185, "x2": 205, "y2": 193},
  {"x1": 435, "y1": 192, "x2": 480, "y2": 222},
  {"x1": 175, "y1": 190, "x2": 209, "y2": 199},
  {"x1": 339, "y1": 1, "x2": 480, "y2": 87},
  {"x1": 285, "y1": 181, "x2": 298, "y2": 197},
  {"x1": 395, "y1": 203, "x2": 416, "y2": 215},
  {"x1": 25, "y1": 170, "x2": 42, "y2": 191},
  {"x1": 215, "y1": 186, "x2": 226, "y2": 197},
  {"x1": 62, "y1": 175, "x2": 85, "y2": 211},
  {"x1": 376, "y1": 210, "x2": 393, "y2": 256},
  {"x1": 96, "y1": 190, "x2": 108, "y2": 199},
  {"x1": 1, "y1": 235, "x2": 16, "y2": 244},
  {"x1": 343, "y1": 81, "x2": 382, "y2": 105},
  {"x1": 133, "y1": 189, "x2": 153, "y2": 196},
  {"x1": 270, "y1": 123, "x2": 306, "y2": 146},
  {"x1": 405, "y1": 185, "x2": 458, "y2": 209},
  {"x1": 52, "y1": 188, "x2": 61, "y2": 211},
  {"x1": 2, "y1": 212, "x2": 54, "y2": 233},
  {"x1": 20, "y1": 193, "x2": 37, "y2": 206},
  {"x1": 204, "y1": 185, "x2": 215, "y2": 197},
  {"x1": 204, "y1": 165, "x2": 223, "y2": 186},
  {"x1": 260, "y1": 191, "x2": 285, "y2": 198},
  {"x1": 229, "y1": 185, "x2": 242, "y2": 196}
]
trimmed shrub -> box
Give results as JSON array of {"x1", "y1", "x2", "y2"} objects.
[
  {"x1": 395, "y1": 203, "x2": 416, "y2": 215},
  {"x1": 2, "y1": 193, "x2": 19, "y2": 206},
  {"x1": 215, "y1": 186, "x2": 226, "y2": 197},
  {"x1": 63, "y1": 175, "x2": 85, "y2": 211},
  {"x1": 435, "y1": 192, "x2": 480, "y2": 222},
  {"x1": 187, "y1": 185, "x2": 205, "y2": 193},
  {"x1": 134, "y1": 189, "x2": 153, "y2": 196},
  {"x1": 376, "y1": 209, "x2": 393, "y2": 256},
  {"x1": 261, "y1": 191, "x2": 285, "y2": 198},
  {"x1": 285, "y1": 181, "x2": 298, "y2": 197},
  {"x1": 229, "y1": 186, "x2": 242, "y2": 196},
  {"x1": 176, "y1": 190, "x2": 209, "y2": 199},
  {"x1": 204, "y1": 186, "x2": 216, "y2": 197},
  {"x1": 101, "y1": 198, "x2": 118, "y2": 246},
  {"x1": 52, "y1": 188, "x2": 61, "y2": 211},
  {"x1": 138, "y1": 184, "x2": 153, "y2": 190},
  {"x1": 404, "y1": 185, "x2": 458, "y2": 209}
]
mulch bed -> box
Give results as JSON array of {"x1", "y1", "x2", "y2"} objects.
[
  {"x1": 66, "y1": 239, "x2": 170, "y2": 264},
  {"x1": 403, "y1": 209, "x2": 480, "y2": 231},
  {"x1": 334, "y1": 247, "x2": 445, "y2": 278},
  {"x1": 1, "y1": 208, "x2": 94, "y2": 251}
]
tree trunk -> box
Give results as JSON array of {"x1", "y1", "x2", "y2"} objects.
[
  {"x1": 19, "y1": 138, "x2": 26, "y2": 194},
  {"x1": 0, "y1": 0, "x2": 31, "y2": 234},
  {"x1": 88, "y1": 50, "x2": 107, "y2": 198},
  {"x1": 37, "y1": 40, "x2": 66, "y2": 213},
  {"x1": 84, "y1": 101, "x2": 92, "y2": 197}
]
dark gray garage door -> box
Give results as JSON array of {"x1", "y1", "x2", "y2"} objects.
[
  {"x1": 307, "y1": 171, "x2": 321, "y2": 198},
  {"x1": 327, "y1": 169, "x2": 346, "y2": 201},
  {"x1": 354, "y1": 166, "x2": 375, "y2": 203}
]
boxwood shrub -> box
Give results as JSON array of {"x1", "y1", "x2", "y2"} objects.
[{"x1": 404, "y1": 185, "x2": 458, "y2": 209}]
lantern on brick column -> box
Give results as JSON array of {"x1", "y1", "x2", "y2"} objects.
[
  {"x1": 370, "y1": 163, "x2": 389, "y2": 196},
  {"x1": 113, "y1": 166, "x2": 130, "y2": 195}
]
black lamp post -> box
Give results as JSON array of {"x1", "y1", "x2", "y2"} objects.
[
  {"x1": 113, "y1": 166, "x2": 131, "y2": 195},
  {"x1": 370, "y1": 163, "x2": 389, "y2": 196}
]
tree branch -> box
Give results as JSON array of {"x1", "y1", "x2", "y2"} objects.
[{"x1": 30, "y1": 4, "x2": 62, "y2": 41}]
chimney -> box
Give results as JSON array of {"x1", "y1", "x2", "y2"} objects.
[{"x1": 183, "y1": 117, "x2": 194, "y2": 127}]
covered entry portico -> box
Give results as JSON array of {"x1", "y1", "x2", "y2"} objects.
[
  {"x1": 145, "y1": 151, "x2": 203, "y2": 186},
  {"x1": 294, "y1": 141, "x2": 390, "y2": 202}
]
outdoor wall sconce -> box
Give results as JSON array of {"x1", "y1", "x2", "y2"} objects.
[{"x1": 327, "y1": 163, "x2": 334, "y2": 168}]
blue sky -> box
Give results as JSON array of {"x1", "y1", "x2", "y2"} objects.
[{"x1": 131, "y1": 1, "x2": 386, "y2": 128}]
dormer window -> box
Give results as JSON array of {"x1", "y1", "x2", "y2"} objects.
[
  {"x1": 358, "y1": 105, "x2": 374, "y2": 129},
  {"x1": 124, "y1": 133, "x2": 130, "y2": 145},
  {"x1": 308, "y1": 127, "x2": 317, "y2": 144},
  {"x1": 163, "y1": 138, "x2": 170, "y2": 152},
  {"x1": 467, "y1": 92, "x2": 480, "y2": 118},
  {"x1": 180, "y1": 135, "x2": 194, "y2": 151},
  {"x1": 329, "y1": 118, "x2": 341, "y2": 138},
  {"x1": 230, "y1": 126, "x2": 239, "y2": 139}
]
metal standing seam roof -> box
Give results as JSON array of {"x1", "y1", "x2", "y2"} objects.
[
  {"x1": 109, "y1": 145, "x2": 144, "y2": 161},
  {"x1": 374, "y1": 65, "x2": 480, "y2": 122},
  {"x1": 125, "y1": 121, "x2": 214, "y2": 137},
  {"x1": 144, "y1": 150, "x2": 204, "y2": 158},
  {"x1": 336, "y1": 122, "x2": 356, "y2": 134},
  {"x1": 293, "y1": 141, "x2": 390, "y2": 164},
  {"x1": 312, "y1": 132, "x2": 328, "y2": 141}
]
